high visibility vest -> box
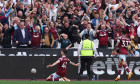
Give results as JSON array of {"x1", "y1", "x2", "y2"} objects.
[{"x1": 80, "y1": 39, "x2": 94, "y2": 56}]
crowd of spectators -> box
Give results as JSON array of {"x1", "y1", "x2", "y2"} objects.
[{"x1": 0, "y1": 0, "x2": 140, "y2": 53}]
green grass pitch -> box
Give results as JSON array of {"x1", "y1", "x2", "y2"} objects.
[{"x1": 0, "y1": 80, "x2": 140, "y2": 84}]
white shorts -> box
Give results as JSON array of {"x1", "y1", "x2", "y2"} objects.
[
  {"x1": 119, "y1": 54, "x2": 127, "y2": 62},
  {"x1": 51, "y1": 72, "x2": 60, "y2": 79}
]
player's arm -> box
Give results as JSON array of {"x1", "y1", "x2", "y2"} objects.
[
  {"x1": 112, "y1": 39, "x2": 120, "y2": 55},
  {"x1": 70, "y1": 62, "x2": 80, "y2": 66},
  {"x1": 47, "y1": 60, "x2": 59, "y2": 68},
  {"x1": 114, "y1": 39, "x2": 120, "y2": 50}
]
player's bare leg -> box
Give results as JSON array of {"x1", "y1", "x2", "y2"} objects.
[
  {"x1": 46, "y1": 75, "x2": 53, "y2": 81},
  {"x1": 122, "y1": 60, "x2": 133, "y2": 80},
  {"x1": 115, "y1": 61, "x2": 121, "y2": 81},
  {"x1": 63, "y1": 77, "x2": 71, "y2": 81}
]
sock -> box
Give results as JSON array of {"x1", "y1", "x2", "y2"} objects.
[
  {"x1": 123, "y1": 64, "x2": 130, "y2": 73},
  {"x1": 46, "y1": 78, "x2": 59, "y2": 81},
  {"x1": 118, "y1": 65, "x2": 122, "y2": 77}
]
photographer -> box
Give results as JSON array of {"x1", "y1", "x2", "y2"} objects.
[{"x1": 129, "y1": 46, "x2": 140, "y2": 57}]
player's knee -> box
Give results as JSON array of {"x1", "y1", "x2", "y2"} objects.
[{"x1": 122, "y1": 61, "x2": 126, "y2": 65}]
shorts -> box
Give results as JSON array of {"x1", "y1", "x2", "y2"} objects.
[
  {"x1": 119, "y1": 54, "x2": 127, "y2": 62},
  {"x1": 50, "y1": 72, "x2": 60, "y2": 79}
]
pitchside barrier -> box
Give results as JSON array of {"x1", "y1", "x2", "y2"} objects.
[{"x1": 0, "y1": 48, "x2": 140, "y2": 80}]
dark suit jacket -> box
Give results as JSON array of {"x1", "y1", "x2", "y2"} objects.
[{"x1": 13, "y1": 28, "x2": 32, "y2": 45}]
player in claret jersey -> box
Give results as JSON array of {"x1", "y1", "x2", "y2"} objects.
[
  {"x1": 46, "y1": 49, "x2": 79, "y2": 81},
  {"x1": 112, "y1": 29, "x2": 133, "y2": 81}
]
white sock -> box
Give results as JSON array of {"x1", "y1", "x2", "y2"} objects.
[{"x1": 118, "y1": 75, "x2": 120, "y2": 77}]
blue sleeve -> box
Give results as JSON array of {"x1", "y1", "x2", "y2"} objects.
[
  {"x1": 129, "y1": 54, "x2": 133, "y2": 57},
  {"x1": 2, "y1": 7, "x2": 5, "y2": 12},
  {"x1": 105, "y1": 16, "x2": 108, "y2": 20},
  {"x1": 5, "y1": 8, "x2": 13, "y2": 18},
  {"x1": 135, "y1": 51, "x2": 139, "y2": 56},
  {"x1": 41, "y1": 25, "x2": 44, "y2": 33}
]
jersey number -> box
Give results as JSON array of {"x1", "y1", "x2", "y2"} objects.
[
  {"x1": 122, "y1": 40, "x2": 129, "y2": 47},
  {"x1": 62, "y1": 62, "x2": 67, "y2": 68}
]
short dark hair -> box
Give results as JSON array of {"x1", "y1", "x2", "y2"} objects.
[
  {"x1": 64, "y1": 21, "x2": 69, "y2": 24},
  {"x1": 121, "y1": 29, "x2": 126, "y2": 35},
  {"x1": 95, "y1": 12, "x2": 99, "y2": 15},
  {"x1": 62, "y1": 49, "x2": 68, "y2": 55},
  {"x1": 3, "y1": 23, "x2": 8, "y2": 26},
  {"x1": 131, "y1": 46, "x2": 135, "y2": 50},
  {"x1": 85, "y1": 34, "x2": 90, "y2": 39}
]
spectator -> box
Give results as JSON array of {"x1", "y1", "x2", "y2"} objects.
[
  {"x1": 129, "y1": 46, "x2": 140, "y2": 57},
  {"x1": 2, "y1": 23, "x2": 14, "y2": 48},
  {"x1": 0, "y1": 0, "x2": 5, "y2": 7},
  {"x1": 137, "y1": 17, "x2": 140, "y2": 44},
  {"x1": 17, "y1": 11, "x2": 25, "y2": 21},
  {"x1": 0, "y1": 1, "x2": 13, "y2": 25},
  {"x1": 13, "y1": 22, "x2": 32, "y2": 48},
  {"x1": 95, "y1": 23, "x2": 111, "y2": 48},
  {"x1": 0, "y1": 23, "x2": 3, "y2": 48},
  {"x1": 129, "y1": 28, "x2": 138, "y2": 49},
  {"x1": 108, "y1": 0, "x2": 121, "y2": 12},
  {"x1": 0, "y1": 0, "x2": 139, "y2": 50},
  {"x1": 80, "y1": 19, "x2": 88, "y2": 32},
  {"x1": 80, "y1": 23, "x2": 95, "y2": 41},
  {"x1": 49, "y1": 21, "x2": 58, "y2": 48},
  {"x1": 123, "y1": 10, "x2": 133, "y2": 24},
  {"x1": 123, "y1": 21, "x2": 138, "y2": 35},
  {"x1": 132, "y1": 12, "x2": 140, "y2": 26},
  {"x1": 56, "y1": 16, "x2": 62, "y2": 33},
  {"x1": 41, "y1": 27, "x2": 54, "y2": 48},
  {"x1": 103, "y1": 5, "x2": 115, "y2": 24},
  {"x1": 48, "y1": 4, "x2": 58, "y2": 22},
  {"x1": 26, "y1": 18, "x2": 36, "y2": 35},
  {"x1": 62, "y1": 15, "x2": 69, "y2": 24},
  {"x1": 91, "y1": 12, "x2": 100, "y2": 29},
  {"x1": 59, "y1": 34, "x2": 72, "y2": 49},
  {"x1": 32, "y1": 26, "x2": 41, "y2": 48},
  {"x1": 53, "y1": 0, "x2": 58, "y2": 8},
  {"x1": 59, "y1": 21, "x2": 72, "y2": 40},
  {"x1": 23, "y1": 0, "x2": 31, "y2": 6}
]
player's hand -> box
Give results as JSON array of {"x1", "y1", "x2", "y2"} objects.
[
  {"x1": 16, "y1": 41, "x2": 18, "y2": 44},
  {"x1": 75, "y1": 63, "x2": 80, "y2": 66},
  {"x1": 28, "y1": 41, "x2": 31, "y2": 45},
  {"x1": 65, "y1": 47, "x2": 69, "y2": 50},
  {"x1": 47, "y1": 64, "x2": 52, "y2": 68},
  {"x1": 112, "y1": 50, "x2": 116, "y2": 55}
]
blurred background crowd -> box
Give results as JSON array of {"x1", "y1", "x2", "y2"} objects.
[{"x1": 0, "y1": 0, "x2": 140, "y2": 55}]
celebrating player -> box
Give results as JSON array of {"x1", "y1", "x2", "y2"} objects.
[
  {"x1": 112, "y1": 29, "x2": 133, "y2": 81},
  {"x1": 46, "y1": 49, "x2": 79, "y2": 81}
]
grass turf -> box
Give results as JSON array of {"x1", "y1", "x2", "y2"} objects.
[{"x1": 0, "y1": 80, "x2": 140, "y2": 84}]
